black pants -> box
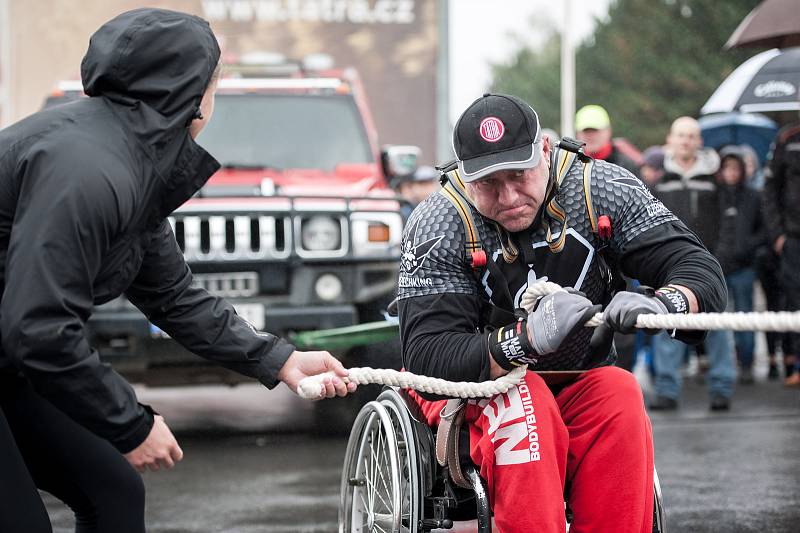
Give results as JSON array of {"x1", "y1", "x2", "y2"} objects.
[
  {"x1": 0, "y1": 375, "x2": 145, "y2": 533},
  {"x1": 781, "y1": 237, "x2": 800, "y2": 355},
  {"x1": 757, "y1": 250, "x2": 785, "y2": 354}
]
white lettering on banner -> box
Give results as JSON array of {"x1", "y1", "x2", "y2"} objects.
[
  {"x1": 483, "y1": 384, "x2": 542, "y2": 465},
  {"x1": 202, "y1": 0, "x2": 415, "y2": 23}
]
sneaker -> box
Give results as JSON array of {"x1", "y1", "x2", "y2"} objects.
[
  {"x1": 649, "y1": 396, "x2": 678, "y2": 411},
  {"x1": 785, "y1": 373, "x2": 800, "y2": 388},
  {"x1": 738, "y1": 368, "x2": 755, "y2": 385},
  {"x1": 710, "y1": 395, "x2": 730, "y2": 411},
  {"x1": 768, "y1": 364, "x2": 780, "y2": 381}
]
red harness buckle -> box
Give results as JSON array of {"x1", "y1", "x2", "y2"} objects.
[
  {"x1": 470, "y1": 250, "x2": 487, "y2": 269},
  {"x1": 598, "y1": 215, "x2": 612, "y2": 240}
]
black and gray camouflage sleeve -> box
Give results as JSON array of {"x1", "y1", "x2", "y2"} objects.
[
  {"x1": 397, "y1": 193, "x2": 491, "y2": 395},
  {"x1": 397, "y1": 192, "x2": 477, "y2": 300}
]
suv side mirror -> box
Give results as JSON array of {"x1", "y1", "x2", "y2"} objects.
[{"x1": 381, "y1": 145, "x2": 421, "y2": 181}]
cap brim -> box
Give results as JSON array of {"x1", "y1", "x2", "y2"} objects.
[{"x1": 458, "y1": 142, "x2": 541, "y2": 182}]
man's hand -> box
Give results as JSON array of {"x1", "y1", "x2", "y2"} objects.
[
  {"x1": 602, "y1": 291, "x2": 670, "y2": 335},
  {"x1": 602, "y1": 285, "x2": 693, "y2": 335},
  {"x1": 124, "y1": 415, "x2": 183, "y2": 473},
  {"x1": 527, "y1": 290, "x2": 601, "y2": 354},
  {"x1": 278, "y1": 350, "x2": 356, "y2": 398}
]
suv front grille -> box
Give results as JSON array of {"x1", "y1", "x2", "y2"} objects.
[
  {"x1": 191, "y1": 272, "x2": 259, "y2": 298},
  {"x1": 170, "y1": 215, "x2": 291, "y2": 260}
]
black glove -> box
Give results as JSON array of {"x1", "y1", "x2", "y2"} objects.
[{"x1": 602, "y1": 286, "x2": 689, "y2": 335}]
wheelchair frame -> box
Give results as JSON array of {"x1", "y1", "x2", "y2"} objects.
[{"x1": 340, "y1": 387, "x2": 666, "y2": 533}]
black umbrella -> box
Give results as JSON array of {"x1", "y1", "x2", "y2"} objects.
[
  {"x1": 726, "y1": 0, "x2": 800, "y2": 49},
  {"x1": 702, "y1": 47, "x2": 800, "y2": 114}
]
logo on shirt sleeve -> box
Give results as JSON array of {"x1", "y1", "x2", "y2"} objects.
[{"x1": 399, "y1": 219, "x2": 444, "y2": 288}]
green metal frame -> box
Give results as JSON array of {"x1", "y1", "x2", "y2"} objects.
[{"x1": 291, "y1": 320, "x2": 399, "y2": 351}]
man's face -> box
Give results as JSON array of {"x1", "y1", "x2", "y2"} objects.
[
  {"x1": 667, "y1": 119, "x2": 702, "y2": 160},
  {"x1": 576, "y1": 127, "x2": 611, "y2": 153},
  {"x1": 465, "y1": 140, "x2": 551, "y2": 232}
]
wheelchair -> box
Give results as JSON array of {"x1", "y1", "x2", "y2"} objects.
[{"x1": 339, "y1": 387, "x2": 667, "y2": 533}]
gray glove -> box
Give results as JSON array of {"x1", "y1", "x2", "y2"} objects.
[
  {"x1": 603, "y1": 290, "x2": 669, "y2": 334},
  {"x1": 527, "y1": 290, "x2": 602, "y2": 354}
]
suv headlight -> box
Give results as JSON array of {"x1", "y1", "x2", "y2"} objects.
[
  {"x1": 301, "y1": 216, "x2": 342, "y2": 251},
  {"x1": 351, "y1": 212, "x2": 403, "y2": 257}
]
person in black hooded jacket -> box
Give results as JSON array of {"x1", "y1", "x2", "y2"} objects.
[
  {"x1": 0, "y1": 9, "x2": 353, "y2": 533},
  {"x1": 713, "y1": 146, "x2": 765, "y2": 383}
]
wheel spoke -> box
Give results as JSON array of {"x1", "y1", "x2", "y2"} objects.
[
  {"x1": 375, "y1": 429, "x2": 393, "y2": 503},
  {"x1": 363, "y1": 440, "x2": 374, "y2": 513},
  {"x1": 368, "y1": 432, "x2": 382, "y2": 511}
]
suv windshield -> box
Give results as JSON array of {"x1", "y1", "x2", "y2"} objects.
[{"x1": 197, "y1": 93, "x2": 374, "y2": 171}]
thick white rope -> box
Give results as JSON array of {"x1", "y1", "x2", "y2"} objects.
[
  {"x1": 521, "y1": 281, "x2": 800, "y2": 332},
  {"x1": 298, "y1": 365, "x2": 527, "y2": 400},
  {"x1": 298, "y1": 281, "x2": 800, "y2": 400}
]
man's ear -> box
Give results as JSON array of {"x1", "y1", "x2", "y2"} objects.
[{"x1": 542, "y1": 135, "x2": 552, "y2": 158}]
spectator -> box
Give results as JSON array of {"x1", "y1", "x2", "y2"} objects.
[
  {"x1": 740, "y1": 143, "x2": 765, "y2": 190},
  {"x1": 762, "y1": 121, "x2": 800, "y2": 387},
  {"x1": 741, "y1": 143, "x2": 783, "y2": 379},
  {"x1": 392, "y1": 165, "x2": 440, "y2": 219},
  {"x1": 575, "y1": 104, "x2": 639, "y2": 175},
  {"x1": 714, "y1": 146, "x2": 765, "y2": 384},
  {"x1": 651, "y1": 116, "x2": 735, "y2": 410},
  {"x1": 640, "y1": 145, "x2": 666, "y2": 189}
]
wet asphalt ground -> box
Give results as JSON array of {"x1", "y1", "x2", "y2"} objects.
[{"x1": 44, "y1": 358, "x2": 799, "y2": 533}]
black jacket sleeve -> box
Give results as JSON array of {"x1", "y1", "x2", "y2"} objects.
[
  {"x1": 0, "y1": 162, "x2": 153, "y2": 453},
  {"x1": 125, "y1": 221, "x2": 295, "y2": 388},
  {"x1": 399, "y1": 292, "x2": 490, "y2": 401},
  {"x1": 762, "y1": 138, "x2": 786, "y2": 244}
]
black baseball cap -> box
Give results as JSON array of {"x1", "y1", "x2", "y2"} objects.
[{"x1": 452, "y1": 93, "x2": 542, "y2": 182}]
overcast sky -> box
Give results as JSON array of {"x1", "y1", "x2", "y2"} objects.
[{"x1": 449, "y1": 0, "x2": 612, "y2": 122}]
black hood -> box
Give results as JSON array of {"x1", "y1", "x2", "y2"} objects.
[
  {"x1": 81, "y1": 8, "x2": 219, "y2": 130},
  {"x1": 80, "y1": 8, "x2": 221, "y2": 222}
]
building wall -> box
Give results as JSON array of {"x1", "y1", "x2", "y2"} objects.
[{"x1": 4, "y1": 0, "x2": 438, "y2": 161}]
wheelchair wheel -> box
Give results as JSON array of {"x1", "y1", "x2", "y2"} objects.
[{"x1": 339, "y1": 390, "x2": 423, "y2": 533}]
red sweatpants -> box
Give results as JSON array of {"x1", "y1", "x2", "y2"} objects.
[{"x1": 411, "y1": 366, "x2": 654, "y2": 533}]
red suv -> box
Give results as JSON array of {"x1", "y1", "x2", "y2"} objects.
[{"x1": 50, "y1": 58, "x2": 417, "y2": 391}]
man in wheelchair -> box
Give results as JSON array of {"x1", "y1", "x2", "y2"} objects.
[{"x1": 396, "y1": 94, "x2": 726, "y2": 532}]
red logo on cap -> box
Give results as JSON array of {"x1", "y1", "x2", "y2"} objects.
[{"x1": 479, "y1": 117, "x2": 505, "y2": 142}]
